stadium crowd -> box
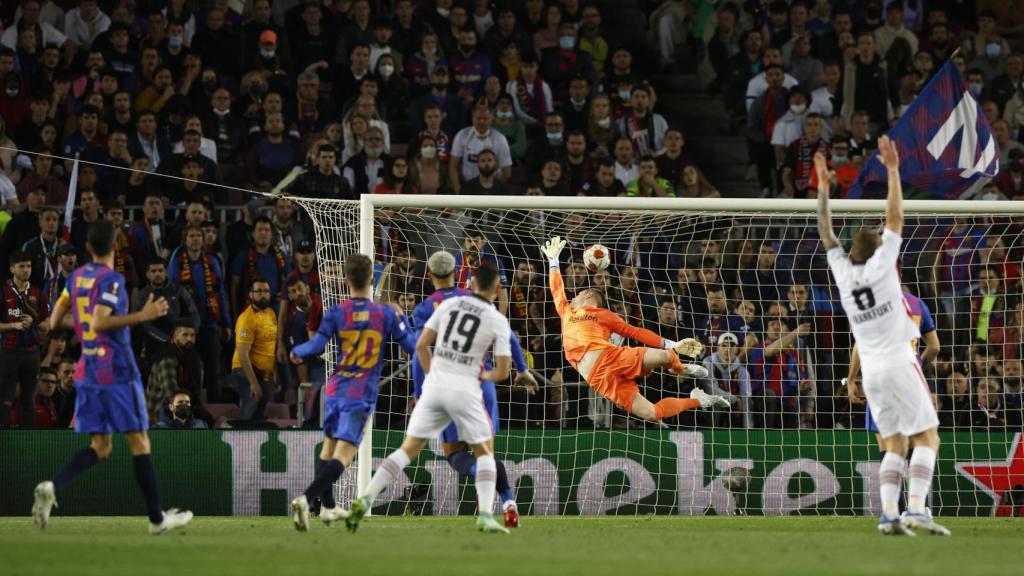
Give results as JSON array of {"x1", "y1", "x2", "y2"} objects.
[{"x1": 0, "y1": 1, "x2": 1020, "y2": 432}]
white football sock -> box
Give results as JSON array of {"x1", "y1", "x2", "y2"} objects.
[
  {"x1": 475, "y1": 454, "x2": 497, "y2": 517},
  {"x1": 907, "y1": 446, "x2": 936, "y2": 515},
  {"x1": 363, "y1": 449, "x2": 411, "y2": 502},
  {"x1": 879, "y1": 451, "x2": 906, "y2": 519}
]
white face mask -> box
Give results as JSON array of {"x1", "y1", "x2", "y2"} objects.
[
  {"x1": 379, "y1": 64, "x2": 395, "y2": 78},
  {"x1": 790, "y1": 103, "x2": 807, "y2": 115},
  {"x1": 436, "y1": 7, "x2": 450, "y2": 18},
  {"x1": 420, "y1": 146, "x2": 437, "y2": 159},
  {"x1": 597, "y1": 117, "x2": 611, "y2": 129}
]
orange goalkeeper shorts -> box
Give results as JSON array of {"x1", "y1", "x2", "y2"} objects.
[{"x1": 587, "y1": 347, "x2": 649, "y2": 412}]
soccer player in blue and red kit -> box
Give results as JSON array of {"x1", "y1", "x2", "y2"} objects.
[
  {"x1": 413, "y1": 250, "x2": 537, "y2": 528},
  {"x1": 32, "y1": 220, "x2": 193, "y2": 535},
  {"x1": 288, "y1": 253, "x2": 417, "y2": 531}
]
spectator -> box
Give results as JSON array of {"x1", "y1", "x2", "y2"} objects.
[
  {"x1": 246, "y1": 112, "x2": 300, "y2": 191},
  {"x1": 810, "y1": 62, "x2": 842, "y2": 129},
  {"x1": 677, "y1": 164, "x2": 721, "y2": 198},
  {"x1": 616, "y1": 86, "x2": 669, "y2": 157},
  {"x1": 416, "y1": 103, "x2": 455, "y2": 162},
  {"x1": 578, "y1": 4, "x2": 609, "y2": 79},
  {"x1": 540, "y1": 22, "x2": 596, "y2": 102},
  {"x1": 405, "y1": 32, "x2": 448, "y2": 97},
  {"x1": 409, "y1": 135, "x2": 450, "y2": 194},
  {"x1": 103, "y1": 201, "x2": 138, "y2": 294},
  {"x1": 168, "y1": 225, "x2": 230, "y2": 403},
  {"x1": 21, "y1": 207, "x2": 65, "y2": 288},
  {"x1": 655, "y1": 128, "x2": 691, "y2": 190},
  {"x1": 932, "y1": 217, "x2": 986, "y2": 348},
  {"x1": 612, "y1": 136, "x2": 639, "y2": 186},
  {"x1": 557, "y1": 76, "x2": 592, "y2": 133},
  {"x1": 461, "y1": 149, "x2": 508, "y2": 195},
  {"x1": 16, "y1": 149, "x2": 66, "y2": 207},
  {"x1": 575, "y1": 159, "x2": 619, "y2": 197},
  {"x1": 231, "y1": 278, "x2": 278, "y2": 420},
  {"x1": 532, "y1": 3, "x2": 564, "y2": 58},
  {"x1": 492, "y1": 93, "x2": 527, "y2": 163},
  {"x1": 841, "y1": 31, "x2": 893, "y2": 133},
  {"x1": 276, "y1": 276, "x2": 321, "y2": 393},
  {"x1": 128, "y1": 193, "x2": 169, "y2": 266},
  {"x1": 0, "y1": 250, "x2": 47, "y2": 428},
  {"x1": 994, "y1": 150, "x2": 1024, "y2": 198},
  {"x1": 741, "y1": 241, "x2": 791, "y2": 304},
  {"x1": 450, "y1": 29, "x2": 491, "y2": 106},
  {"x1": 939, "y1": 370, "x2": 972, "y2": 428},
  {"x1": 562, "y1": 131, "x2": 595, "y2": 194},
  {"x1": 586, "y1": 93, "x2": 615, "y2": 158},
  {"x1": 627, "y1": 154, "x2": 674, "y2": 197},
  {"x1": 781, "y1": 113, "x2": 830, "y2": 198},
  {"x1": 18, "y1": 367, "x2": 58, "y2": 429},
  {"x1": 42, "y1": 244, "x2": 75, "y2": 310},
  {"x1": 450, "y1": 105, "x2": 512, "y2": 192},
  {"x1": 992, "y1": 120, "x2": 1024, "y2": 165},
  {"x1": 971, "y1": 266, "x2": 1007, "y2": 343},
  {"x1": 289, "y1": 145, "x2": 353, "y2": 200},
  {"x1": 454, "y1": 226, "x2": 509, "y2": 315},
  {"x1": 507, "y1": 54, "x2": 552, "y2": 126},
  {"x1": 749, "y1": 303, "x2": 811, "y2": 428},
  {"x1": 334, "y1": 43, "x2": 373, "y2": 106},
  {"x1": 698, "y1": 283, "x2": 757, "y2": 358},
  {"x1": 747, "y1": 65, "x2": 790, "y2": 196},
  {"x1": 343, "y1": 126, "x2": 390, "y2": 196},
  {"x1": 293, "y1": 71, "x2": 336, "y2": 136},
  {"x1": 54, "y1": 356, "x2": 75, "y2": 428},
  {"x1": 527, "y1": 112, "x2": 568, "y2": 170},
  {"x1": 703, "y1": 332, "x2": 754, "y2": 428},
  {"x1": 154, "y1": 390, "x2": 208, "y2": 429},
  {"x1": 744, "y1": 47, "x2": 800, "y2": 114},
  {"x1": 972, "y1": 377, "x2": 1006, "y2": 428},
  {"x1": 874, "y1": 3, "x2": 919, "y2": 57},
  {"x1": 284, "y1": 241, "x2": 320, "y2": 298},
  {"x1": 128, "y1": 110, "x2": 171, "y2": 170},
  {"x1": 537, "y1": 159, "x2": 570, "y2": 196},
  {"x1": 373, "y1": 157, "x2": 417, "y2": 194},
  {"x1": 133, "y1": 256, "x2": 200, "y2": 379},
  {"x1": 230, "y1": 216, "x2": 289, "y2": 319}
]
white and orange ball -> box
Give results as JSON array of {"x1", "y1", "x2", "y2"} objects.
[{"x1": 583, "y1": 244, "x2": 611, "y2": 271}]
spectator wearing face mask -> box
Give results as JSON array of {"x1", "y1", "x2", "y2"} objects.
[{"x1": 154, "y1": 390, "x2": 208, "y2": 429}]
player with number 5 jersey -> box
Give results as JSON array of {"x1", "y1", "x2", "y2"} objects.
[
  {"x1": 815, "y1": 141, "x2": 949, "y2": 537},
  {"x1": 31, "y1": 219, "x2": 192, "y2": 535},
  {"x1": 288, "y1": 253, "x2": 417, "y2": 531}
]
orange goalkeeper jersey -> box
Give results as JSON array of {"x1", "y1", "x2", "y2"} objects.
[{"x1": 549, "y1": 269, "x2": 665, "y2": 365}]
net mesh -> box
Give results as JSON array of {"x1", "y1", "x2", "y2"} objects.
[{"x1": 289, "y1": 196, "x2": 1024, "y2": 516}]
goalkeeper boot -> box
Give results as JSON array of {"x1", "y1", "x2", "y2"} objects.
[
  {"x1": 346, "y1": 496, "x2": 371, "y2": 534},
  {"x1": 321, "y1": 506, "x2": 349, "y2": 526},
  {"x1": 149, "y1": 509, "x2": 193, "y2": 535},
  {"x1": 503, "y1": 502, "x2": 520, "y2": 528},
  {"x1": 690, "y1": 387, "x2": 730, "y2": 409},
  {"x1": 32, "y1": 481, "x2": 56, "y2": 530},
  {"x1": 900, "y1": 511, "x2": 951, "y2": 536},
  {"x1": 877, "y1": 514, "x2": 915, "y2": 537},
  {"x1": 477, "y1": 513, "x2": 511, "y2": 534},
  {"x1": 290, "y1": 495, "x2": 310, "y2": 532},
  {"x1": 680, "y1": 364, "x2": 710, "y2": 379}
]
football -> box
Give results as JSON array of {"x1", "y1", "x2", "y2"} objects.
[{"x1": 583, "y1": 244, "x2": 611, "y2": 271}]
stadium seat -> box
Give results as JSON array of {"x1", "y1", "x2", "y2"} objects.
[
  {"x1": 204, "y1": 404, "x2": 238, "y2": 422},
  {"x1": 268, "y1": 418, "x2": 298, "y2": 429},
  {"x1": 264, "y1": 403, "x2": 291, "y2": 420}
]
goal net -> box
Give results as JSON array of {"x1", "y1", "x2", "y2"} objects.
[{"x1": 289, "y1": 194, "x2": 1024, "y2": 518}]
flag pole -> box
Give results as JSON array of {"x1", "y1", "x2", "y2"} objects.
[{"x1": 62, "y1": 153, "x2": 80, "y2": 242}]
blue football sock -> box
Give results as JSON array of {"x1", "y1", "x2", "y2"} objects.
[
  {"x1": 495, "y1": 458, "x2": 514, "y2": 503},
  {"x1": 52, "y1": 448, "x2": 100, "y2": 492},
  {"x1": 132, "y1": 454, "x2": 164, "y2": 525},
  {"x1": 305, "y1": 460, "x2": 343, "y2": 506},
  {"x1": 446, "y1": 452, "x2": 476, "y2": 476}
]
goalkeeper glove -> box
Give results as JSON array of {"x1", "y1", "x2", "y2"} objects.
[{"x1": 541, "y1": 236, "x2": 566, "y2": 268}]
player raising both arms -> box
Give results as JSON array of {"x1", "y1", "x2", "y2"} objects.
[
  {"x1": 412, "y1": 250, "x2": 538, "y2": 528},
  {"x1": 541, "y1": 237, "x2": 729, "y2": 422},
  {"x1": 288, "y1": 253, "x2": 417, "y2": 531},
  {"x1": 32, "y1": 220, "x2": 193, "y2": 535},
  {"x1": 816, "y1": 140, "x2": 949, "y2": 536},
  {"x1": 347, "y1": 263, "x2": 514, "y2": 534}
]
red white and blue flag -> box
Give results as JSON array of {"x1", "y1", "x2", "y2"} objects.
[{"x1": 847, "y1": 59, "x2": 1000, "y2": 199}]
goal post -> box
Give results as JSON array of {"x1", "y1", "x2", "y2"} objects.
[{"x1": 288, "y1": 193, "x2": 1024, "y2": 516}]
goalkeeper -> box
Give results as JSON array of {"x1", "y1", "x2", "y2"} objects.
[{"x1": 543, "y1": 237, "x2": 729, "y2": 421}]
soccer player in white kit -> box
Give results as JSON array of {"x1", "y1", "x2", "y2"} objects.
[
  {"x1": 815, "y1": 138, "x2": 950, "y2": 537},
  {"x1": 346, "y1": 262, "x2": 513, "y2": 534}
]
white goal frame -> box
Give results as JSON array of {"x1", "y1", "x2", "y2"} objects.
[{"x1": 355, "y1": 194, "x2": 1024, "y2": 499}]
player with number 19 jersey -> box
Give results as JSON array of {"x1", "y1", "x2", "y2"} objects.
[
  {"x1": 292, "y1": 298, "x2": 416, "y2": 444},
  {"x1": 59, "y1": 263, "x2": 146, "y2": 431}
]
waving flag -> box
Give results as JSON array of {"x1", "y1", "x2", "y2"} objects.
[
  {"x1": 62, "y1": 154, "x2": 79, "y2": 241},
  {"x1": 847, "y1": 59, "x2": 1000, "y2": 199}
]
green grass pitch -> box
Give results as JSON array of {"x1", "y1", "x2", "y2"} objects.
[{"x1": 2, "y1": 516, "x2": 1022, "y2": 576}]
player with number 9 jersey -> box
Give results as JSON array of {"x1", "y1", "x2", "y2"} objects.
[{"x1": 60, "y1": 263, "x2": 146, "y2": 432}]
